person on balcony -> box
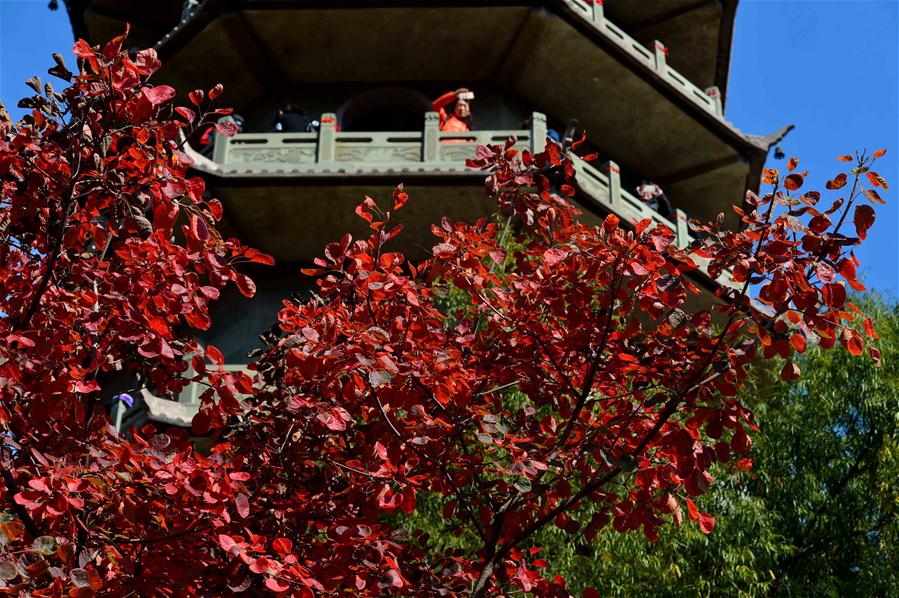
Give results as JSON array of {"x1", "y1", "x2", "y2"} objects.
[
  {"x1": 432, "y1": 88, "x2": 475, "y2": 133},
  {"x1": 636, "y1": 180, "x2": 673, "y2": 219},
  {"x1": 272, "y1": 104, "x2": 319, "y2": 133}
]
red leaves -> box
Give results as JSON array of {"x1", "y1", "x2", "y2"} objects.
[
  {"x1": 317, "y1": 407, "x2": 352, "y2": 431},
  {"x1": 73, "y1": 380, "x2": 100, "y2": 394},
  {"x1": 265, "y1": 578, "x2": 290, "y2": 592},
  {"x1": 543, "y1": 247, "x2": 568, "y2": 266},
  {"x1": 854, "y1": 204, "x2": 876, "y2": 239},
  {"x1": 780, "y1": 361, "x2": 801, "y2": 381},
  {"x1": 393, "y1": 183, "x2": 409, "y2": 210},
  {"x1": 602, "y1": 213, "x2": 619, "y2": 232},
  {"x1": 822, "y1": 282, "x2": 847, "y2": 309},
  {"x1": 864, "y1": 188, "x2": 885, "y2": 204},
  {"x1": 843, "y1": 329, "x2": 865, "y2": 356},
  {"x1": 698, "y1": 512, "x2": 716, "y2": 534},
  {"x1": 863, "y1": 317, "x2": 878, "y2": 339},
  {"x1": 235, "y1": 493, "x2": 250, "y2": 518},
  {"x1": 783, "y1": 173, "x2": 804, "y2": 191},
  {"x1": 732, "y1": 426, "x2": 752, "y2": 454},
  {"x1": 5, "y1": 334, "x2": 35, "y2": 347},
  {"x1": 214, "y1": 119, "x2": 239, "y2": 137},
  {"x1": 234, "y1": 273, "x2": 257, "y2": 298},
  {"x1": 684, "y1": 499, "x2": 715, "y2": 534},
  {"x1": 219, "y1": 534, "x2": 237, "y2": 553},
  {"x1": 355, "y1": 196, "x2": 378, "y2": 224},
  {"x1": 206, "y1": 344, "x2": 225, "y2": 366},
  {"x1": 175, "y1": 106, "x2": 197, "y2": 123},
  {"x1": 244, "y1": 248, "x2": 276, "y2": 266},
  {"x1": 272, "y1": 538, "x2": 293, "y2": 555},
  {"x1": 826, "y1": 173, "x2": 848, "y2": 189},
  {"x1": 142, "y1": 85, "x2": 175, "y2": 106},
  {"x1": 867, "y1": 171, "x2": 890, "y2": 190},
  {"x1": 189, "y1": 89, "x2": 204, "y2": 105}
]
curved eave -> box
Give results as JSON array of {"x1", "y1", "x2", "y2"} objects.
[{"x1": 715, "y1": 0, "x2": 738, "y2": 106}]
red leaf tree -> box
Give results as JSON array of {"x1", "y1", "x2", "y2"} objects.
[{"x1": 0, "y1": 36, "x2": 886, "y2": 596}]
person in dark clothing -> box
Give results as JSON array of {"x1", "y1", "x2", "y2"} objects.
[
  {"x1": 520, "y1": 116, "x2": 560, "y2": 144},
  {"x1": 273, "y1": 104, "x2": 318, "y2": 133},
  {"x1": 561, "y1": 119, "x2": 579, "y2": 152},
  {"x1": 636, "y1": 180, "x2": 673, "y2": 219}
]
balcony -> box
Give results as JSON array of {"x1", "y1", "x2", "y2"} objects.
[
  {"x1": 189, "y1": 111, "x2": 727, "y2": 280},
  {"x1": 141, "y1": 1, "x2": 768, "y2": 223},
  {"x1": 209, "y1": 112, "x2": 538, "y2": 176}
]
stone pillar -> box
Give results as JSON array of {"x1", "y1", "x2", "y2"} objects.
[
  {"x1": 705, "y1": 86, "x2": 723, "y2": 116},
  {"x1": 530, "y1": 111, "x2": 547, "y2": 154},
  {"x1": 211, "y1": 127, "x2": 229, "y2": 164},
  {"x1": 317, "y1": 113, "x2": 337, "y2": 163},
  {"x1": 181, "y1": 0, "x2": 201, "y2": 20},
  {"x1": 591, "y1": 0, "x2": 605, "y2": 27},
  {"x1": 675, "y1": 208, "x2": 689, "y2": 248},
  {"x1": 423, "y1": 111, "x2": 440, "y2": 162},
  {"x1": 653, "y1": 40, "x2": 667, "y2": 75},
  {"x1": 602, "y1": 161, "x2": 620, "y2": 206}
]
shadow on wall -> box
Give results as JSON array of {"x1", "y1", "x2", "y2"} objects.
[{"x1": 337, "y1": 87, "x2": 431, "y2": 132}]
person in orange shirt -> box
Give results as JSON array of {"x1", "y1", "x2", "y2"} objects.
[{"x1": 432, "y1": 87, "x2": 474, "y2": 132}]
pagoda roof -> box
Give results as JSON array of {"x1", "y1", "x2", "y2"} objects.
[{"x1": 64, "y1": 0, "x2": 737, "y2": 104}]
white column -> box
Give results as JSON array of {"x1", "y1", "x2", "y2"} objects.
[
  {"x1": 603, "y1": 160, "x2": 620, "y2": 206},
  {"x1": 653, "y1": 40, "x2": 667, "y2": 75},
  {"x1": 423, "y1": 112, "x2": 440, "y2": 162},
  {"x1": 317, "y1": 113, "x2": 337, "y2": 162},
  {"x1": 530, "y1": 112, "x2": 547, "y2": 154}
]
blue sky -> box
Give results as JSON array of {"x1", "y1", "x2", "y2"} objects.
[
  {"x1": 727, "y1": 0, "x2": 898, "y2": 296},
  {"x1": 1, "y1": 0, "x2": 897, "y2": 293}
]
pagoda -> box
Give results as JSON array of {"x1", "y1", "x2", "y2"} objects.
[{"x1": 62, "y1": 0, "x2": 780, "y2": 427}]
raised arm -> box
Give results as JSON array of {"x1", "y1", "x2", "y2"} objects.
[{"x1": 432, "y1": 90, "x2": 459, "y2": 112}]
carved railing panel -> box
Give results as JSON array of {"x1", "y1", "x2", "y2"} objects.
[{"x1": 565, "y1": 0, "x2": 724, "y2": 118}]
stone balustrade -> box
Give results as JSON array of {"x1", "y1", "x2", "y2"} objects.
[
  {"x1": 205, "y1": 111, "x2": 696, "y2": 250},
  {"x1": 210, "y1": 112, "x2": 540, "y2": 173},
  {"x1": 565, "y1": 0, "x2": 725, "y2": 119}
]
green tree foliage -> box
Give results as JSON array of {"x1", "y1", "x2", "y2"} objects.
[{"x1": 531, "y1": 295, "x2": 899, "y2": 596}]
